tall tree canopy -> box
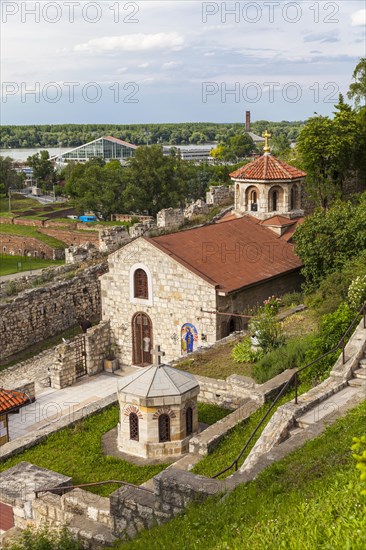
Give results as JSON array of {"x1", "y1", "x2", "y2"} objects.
[
  {"x1": 0, "y1": 156, "x2": 25, "y2": 196},
  {"x1": 293, "y1": 192, "x2": 366, "y2": 292},
  {"x1": 27, "y1": 150, "x2": 56, "y2": 190},
  {"x1": 347, "y1": 57, "x2": 366, "y2": 108}
]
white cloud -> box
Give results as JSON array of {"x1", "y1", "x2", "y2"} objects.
[
  {"x1": 204, "y1": 52, "x2": 215, "y2": 57},
  {"x1": 138, "y1": 63, "x2": 150, "y2": 68},
  {"x1": 74, "y1": 32, "x2": 184, "y2": 53},
  {"x1": 162, "y1": 61, "x2": 180, "y2": 70},
  {"x1": 351, "y1": 9, "x2": 366, "y2": 26}
]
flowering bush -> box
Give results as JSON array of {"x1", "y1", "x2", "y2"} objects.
[
  {"x1": 263, "y1": 295, "x2": 282, "y2": 316},
  {"x1": 348, "y1": 275, "x2": 366, "y2": 311}
]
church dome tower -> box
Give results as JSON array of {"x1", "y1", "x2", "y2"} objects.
[{"x1": 230, "y1": 130, "x2": 306, "y2": 220}]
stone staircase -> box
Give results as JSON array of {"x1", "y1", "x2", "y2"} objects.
[{"x1": 240, "y1": 317, "x2": 366, "y2": 473}]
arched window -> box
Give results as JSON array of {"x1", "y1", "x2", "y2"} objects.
[
  {"x1": 290, "y1": 186, "x2": 297, "y2": 210},
  {"x1": 158, "y1": 414, "x2": 170, "y2": 442},
  {"x1": 129, "y1": 413, "x2": 139, "y2": 441},
  {"x1": 272, "y1": 190, "x2": 278, "y2": 211},
  {"x1": 134, "y1": 269, "x2": 148, "y2": 299},
  {"x1": 186, "y1": 407, "x2": 193, "y2": 436}
]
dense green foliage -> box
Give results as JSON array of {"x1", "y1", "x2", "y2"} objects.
[
  {"x1": 0, "y1": 156, "x2": 25, "y2": 196},
  {"x1": 352, "y1": 435, "x2": 366, "y2": 495},
  {"x1": 252, "y1": 335, "x2": 313, "y2": 383},
  {"x1": 347, "y1": 57, "x2": 366, "y2": 108},
  {"x1": 4, "y1": 526, "x2": 82, "y2": 550},
  {"x1": 119, "y1": 400, "x2": 366, "y2": 550},
  {"x1": 0, "y1": 121, "x2": 304, "y2": 149},
  {"x1": 26, "y1": 151, "x2": 56, "y2": 191},
  {"x1": 297, "y1": 97, "x2": 366, "y2": 207},
  {"x1": 293, "y1": 192, "x2": 366, "y2": 291},
  {"x1": 64, "y1": 147, "x2": 239, "y2": 217}
]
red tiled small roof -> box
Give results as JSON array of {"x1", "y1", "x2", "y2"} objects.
[
  {"x1": 0, "y1": 388, "x2": 30, "y2": 414},
  {"x1": 104, "y1": 136, "x2": 138, "y2": 149},
  {"x1": 260, "y1": 215, "x2": 296, "y2": 227},
  {"x1": 146, "y1": 216, "x2": 302, "y2": 293},
  {"x1": 230, "y1": 154, "x2": 306, "y2": 181},
  {"x1": 280, "y1": 217, "x2": 304, "y2": 242}
]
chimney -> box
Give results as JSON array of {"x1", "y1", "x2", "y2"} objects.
[{"x1": 245, "y1": 111, "x2": 251, "y2": 132}]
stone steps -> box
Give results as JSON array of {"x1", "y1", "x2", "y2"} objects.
[
  {"x1": 348, "y1": 377, "x2": 366, "y2": 388},
  {"x1": 353, "y1": 368, "x2": 366, "y2": 380},
  {"x1": 296, "y1": 386, "x2": 360, "y2": 429}
]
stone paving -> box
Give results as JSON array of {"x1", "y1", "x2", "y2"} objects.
[{"x1": 7, "y1": 367, "x2": 139, "y2": 442}]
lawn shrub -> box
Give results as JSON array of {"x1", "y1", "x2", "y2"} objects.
[
  {"x1": 252, "y1": 335, "x2": 313, "y2": 383},
  {"x1": 302, "y1": 302, "x2": 356, "y2": 383},
  {"x1": 232, "y1": 337, "x2": 263, "y2": 364},
  {"x1": 279, "y1": 291, "x2": 304, "y2": 308},
  {"x1": 4, "y1": 526, "x2": 82, "y2": 550}
]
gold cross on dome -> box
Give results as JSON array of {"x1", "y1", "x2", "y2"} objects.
[{"x1": 262, "y1": 130, "x2": 272, "y2": 154}]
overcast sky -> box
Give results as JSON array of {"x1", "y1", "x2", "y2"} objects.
[{"x1": 1, "y1": 1, "x2": 365, "y2": 124}]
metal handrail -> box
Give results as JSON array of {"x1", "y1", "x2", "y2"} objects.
[
  {"x1": 213, "y1": 302, "x2": 366, "y2": 479},
  {"x1": 35, "y1": 479, "x2": 154, "y2": 498}
]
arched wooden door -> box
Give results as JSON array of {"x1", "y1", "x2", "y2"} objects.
[{"x1": 132, "y1": 312, "x2": 153, "y2": 366}]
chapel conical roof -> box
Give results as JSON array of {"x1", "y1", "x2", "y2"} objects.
[
  {"x1": 118, "y1": 364, "x2": 199, "y2": 398},
  {"x1": 230, "y1": 154, "x2": 306, "y2": 181}
]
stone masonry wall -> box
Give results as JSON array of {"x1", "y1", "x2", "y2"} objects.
[
  {"x1": 0, "y1": 233, "x2": 64, "y2": 260},
  {"x1": 101, "y1": 239, "x2": 217, "y2": 366},
  {"x1": 38, "y1": 227, "x2": 99, "y2": 246},
  {"x1": 0, "y1": 264, "x2": 106, "y2": 360}
]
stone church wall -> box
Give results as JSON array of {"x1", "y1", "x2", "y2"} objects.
[
  {"x1": 101, "y1": 239, "x2": 218, "y2": 366},
  {"x1": 0, "y1": 264, "x2": 106, "y2": 360},
  {"x1": 216, "y1": 270, "x2": 303, "y2": 339}
]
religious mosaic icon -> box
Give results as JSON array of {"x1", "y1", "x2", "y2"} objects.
[{"x1": 181, "y1": 323, "x2": 198, "y2": 354}]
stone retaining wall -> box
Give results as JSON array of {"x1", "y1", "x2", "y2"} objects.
[
  {"x1": 0, "y1": 264, "x2": 106, "y2": 360},
  {"x1": 1, "y1": 233, "x2": 64, "y2": 260}
]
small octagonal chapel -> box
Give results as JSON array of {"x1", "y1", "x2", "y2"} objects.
[
  {"x1": 231, "y1": 131, "x2": 306, "y2": 220},
  {"x1": 117, "y1": 362, "x2": 199, "y2": 458}
]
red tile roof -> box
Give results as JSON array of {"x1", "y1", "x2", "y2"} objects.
[
  {"x1": 260, "y1": 215, "x2": 296, "y2": 227},
  {"x1": 0, "y1": 388, "x2": 30, "y2": 414},
  {"x1": 146, "y1": 216, "x2": 302, "y2": 293},
  {"x1": 280, "y1": 217, "x2": 304, "y2": 241},
  {"x1": 104, "y1": 136, "x2": 138, "y2": 149},
  {"x1": 230, "y1": 154, "x2": 306, "y2": 181}
]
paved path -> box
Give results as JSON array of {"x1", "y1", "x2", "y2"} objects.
[
  {"x1": 0, "y1": 268, "x2": 44, "y2": 282},
  {"x1": 8, "y1": 368, "x2": 138, "y2": 441}
]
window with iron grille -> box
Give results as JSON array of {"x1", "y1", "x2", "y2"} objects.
[
  {"x1": 129, "y1": 413, "x2": 139, "y2": 441},
  {"x1": 158, "y1": 414, "x2": 170, "y2": 442},
  {"x1": 186, "y1": 407, "x2": 193, "y2": 436},
  {"x1": 134, "y1": 269, "x2": 148, "y2": 299}
]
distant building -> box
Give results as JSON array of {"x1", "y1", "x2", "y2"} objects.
[
  {"x1": 245, "y1": 111, "x2": 265, "y2": 145},
  {"x1": 163, "y1": 145, "x2": 215, "y2": 163},
  {"x1": 51, "y1": 136, "x2": 138, "y2": 166}
]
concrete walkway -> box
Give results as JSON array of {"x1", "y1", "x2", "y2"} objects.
[
  {"x1": 0, "y1": 268, "x2": 45, "y2": 282},
  {"x1": 8, "y1": 368, "x2": 138, "y2": 441}
]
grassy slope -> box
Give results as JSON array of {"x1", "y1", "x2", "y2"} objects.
[
  {"x1": 0, "y1": 403, "x2": 228, "y2": 497},
  {"x1": 0, "y1": 254, "x2": 64, "y2": 276},
  {"x1": 0, "y1": 223, "x2": 66, "y2": 249},
  {"x1": 119, "y1": 400, "x2": 366, "y2": 550}
]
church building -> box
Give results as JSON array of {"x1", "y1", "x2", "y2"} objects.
[{"x1": 100, "y1": 133, "x2": 306, "y2": 368}]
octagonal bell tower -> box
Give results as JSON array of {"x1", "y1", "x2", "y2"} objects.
[{"x1": 231, "y1": 131, "x2": 306, "y2": 220}]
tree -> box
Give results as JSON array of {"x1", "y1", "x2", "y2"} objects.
[
  {"x1": 347, "y1": 57, "x2": 366, "y2": 108},
  {"x1": 27, "y1": 150, "x2": 55, "y2": 190},
  {"x1": 211, "y1": 133, "x2": 254, "y2": 162},
  {"x1": 270, "y1": 133, "x2": 291, "y2": 158},
  {"x1": 121, "y1": 145, "x2": 187, "y2": 215},
  {"x1": 65, "y1": 160, "x2": 127, "y2": 220},
  {"x1": 0, "y1": 156, "x2": 25, "y2": 196},
  {"x1": 293, "y1": 193, "x2": 366, "y2": 291}
]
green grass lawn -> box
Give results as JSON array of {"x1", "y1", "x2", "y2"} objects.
[
  {"x1": 0, "y1": 403, "x2": 228, "y2": 497},
  {"x1": 0, "y1": 195, "x2": 43, "y2": 215},
  {"x1": 0, "y1": 223, "x2": 66, "y2": 249},
  {"x1": 118, "y1": 399, "x2": 366, "y2": 550},
  {"x1": 0, "y1": 254, "x2": 64, "y2": 276}
]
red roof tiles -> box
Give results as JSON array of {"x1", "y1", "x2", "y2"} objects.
[
  {"x1": 0, "y1": 388, "x2": 30, "y2": 414},
  {"x1": 146, "y1": 216, "x2": 302, "y2": 293},
  {"x1": 230, "y1": 154, "x2": 306, "y2": 181}
]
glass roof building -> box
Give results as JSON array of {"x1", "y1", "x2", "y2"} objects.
[{"x1": 52, "y1": 136, "x2": 138, "y2": 165}]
